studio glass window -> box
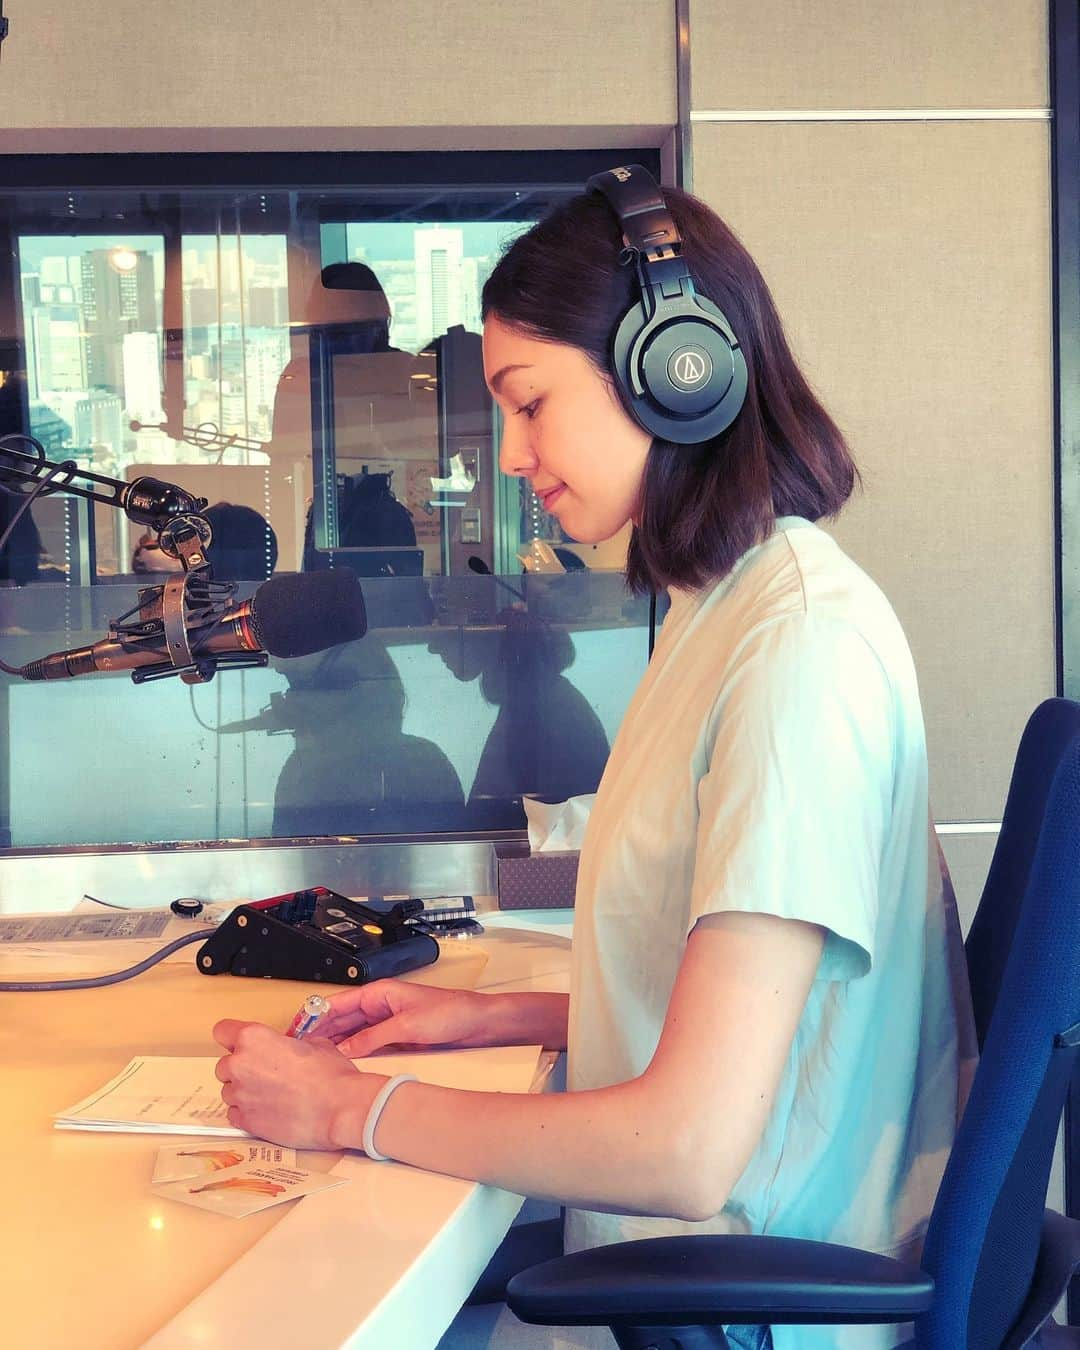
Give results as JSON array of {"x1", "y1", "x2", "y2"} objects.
[{"x1": 0, "y1": 152, "x2": 659, "y2": 849}]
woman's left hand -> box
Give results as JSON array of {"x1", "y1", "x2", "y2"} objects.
[{"x1": 213, "y1": 1018, "x2": 382, "y2": 1149}]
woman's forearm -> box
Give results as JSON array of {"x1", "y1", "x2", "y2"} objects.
[
  {"x1": 330, "y1": 1072, "x2": 706, "y2": 1221},
  {"x1": 485, "y1": 991, "x2": 569, "y2": 1051}
]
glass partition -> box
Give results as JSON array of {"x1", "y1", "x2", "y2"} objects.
[
  {"x1": 0, "y1": 571, "x2": 650, "y2": 848},
  {"x1": 0, "y1": 152, "x2": 660, "y2": 848}
]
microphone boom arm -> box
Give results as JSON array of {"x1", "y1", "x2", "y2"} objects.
[
  {"x1": 0, "y1": 433, "x2": 211, "y2": 563},
  {"x1": 0, "y1": 433, "x2": 258, "y2": 685},
  {"x1": 129, "y1": 419, "x2": 267, "y2": 459}
]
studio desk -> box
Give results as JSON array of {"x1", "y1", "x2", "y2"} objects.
[{"x1": 0, "y1": 909, "x2": 572, "y2": 1349}]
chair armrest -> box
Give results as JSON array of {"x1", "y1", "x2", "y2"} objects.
[{"x1": 506, "y1": 1234, "x2": 933, "y2": 1329}]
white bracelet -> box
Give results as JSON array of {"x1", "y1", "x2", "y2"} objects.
[{"x1": 361, "y1": 1073, "x2": 417, "y2": 1161}]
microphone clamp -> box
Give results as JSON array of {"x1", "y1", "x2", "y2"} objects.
[{"x1": 127, "y1": 573, "x2": 267, "y2": 686}]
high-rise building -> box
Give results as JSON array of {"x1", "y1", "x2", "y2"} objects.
[
  {"x1": 80, "y1": 248, "x2": 158, "y2": 392},
  {"x1": 248, "y1": 286, "x2": 288, "y2": 328},
  {"x1": 414, "y1": 228, "x2": 465, "y2": 345},
  {"x1": 244, "y1": 331, "x2": 290, "y2": 440},
  {"x1": 39, "y1": 256, "x2": 75, "y2": 287},
  {"x1": 122, "y1": 331, "x2": 163, "y2": 424},
  {"x1": 20, "y1": 272, "x2": 41, "y2": 311},
  {"x1": 27, "y1": 402, "x2": 73, "y2": 456},
  {"x1": 460, "y1": 256, "x2": 482, "y2": 334},
  {"x1": 72, "y1": 389, "x2": 125, "y2": 467},
  {"x1": 185, "y1": 286, "x2": 219, "y2": 328},
  {"x1": 30, "y1": 303, "x2": 87, "y2": 398},
  {"x1": 218, "y1": 387, "x2": 247, "y2": 432},
  {"x1": 376, "y1": 261, "x2": 419, "y2": 351}
]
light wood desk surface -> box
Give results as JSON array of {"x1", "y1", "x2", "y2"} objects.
[{"x1": 0, "y1": 914, "x2": 571, "y2": 1349}]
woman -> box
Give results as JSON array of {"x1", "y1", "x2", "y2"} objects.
[{"x1": 213, "y1": 170, "x2": 973, "y2": 1350}]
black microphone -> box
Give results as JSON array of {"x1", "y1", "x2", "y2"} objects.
[
  {"x1": 120, "y1": 476, "x2": 207, "y2": 528},
  {"x1": 19, "y1": 571, "x2": 367, "y2": 681}
]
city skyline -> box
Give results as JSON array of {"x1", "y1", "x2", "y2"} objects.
[{"x1": 19, "y1": 218, "x2": 524, "y2": 479}]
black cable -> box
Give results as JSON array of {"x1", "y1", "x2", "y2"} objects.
[
  {"x1": 82, "y1": 892, "x2": 129, "y2": 910},
  {"x1": 0, "y1": 458, "x2": 77, "y2": 558},
  {"x1": 0, "y1": 431, "x2": 48, "y2": 462},
  {"x1": 187, "y1": 684, "x2": 221, "y2": 733},
  {"x1": 0, "y1": 455, "x2": 79, "y2": 676},
  {"x1": 0, "y1": 929, "x2": 208, "y2": 991}
]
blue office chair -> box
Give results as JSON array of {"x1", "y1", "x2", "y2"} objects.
[
  {"x1": 506, "y1": 700, "x2": 1080, "y2": 1349},
  {"x1": 966, "y1": 698, "x2": 1080, "y2": 1048}
]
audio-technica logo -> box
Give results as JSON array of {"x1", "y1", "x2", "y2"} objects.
[
  {"x1": 667, "y1": 346, "x2": 713, "y2": 390},
  {"x1": 611, "y1": 167, "x2": 632, "y2": 183}
]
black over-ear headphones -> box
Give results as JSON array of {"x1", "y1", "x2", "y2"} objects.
[{"x1": 586, "y1": 164, "x2": 748, "y2": 445}]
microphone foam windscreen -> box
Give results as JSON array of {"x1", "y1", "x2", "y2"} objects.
[{"x1": 249, "y1": 570, "x2": 368, "y2": 658}]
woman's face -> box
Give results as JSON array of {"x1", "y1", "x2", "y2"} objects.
[{"x1": 482, "y1": 315, "x2": 652, "y2": 544}]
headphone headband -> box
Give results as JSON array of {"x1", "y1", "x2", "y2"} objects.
[
  {"x1": 586, "y1": 166, "x2": 681, "y2": 258},
  {"x1": 585, "y1": 164, "x2": 748, "y2": 445}
]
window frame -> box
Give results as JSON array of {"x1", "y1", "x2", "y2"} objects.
[{"x1": 1053, "y1": 2, "x2": 1080, "y2": 699}]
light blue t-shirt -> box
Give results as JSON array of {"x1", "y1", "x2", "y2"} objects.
[{"x1": 565, "y1": 519, "x2": 976, "y2": 1350}]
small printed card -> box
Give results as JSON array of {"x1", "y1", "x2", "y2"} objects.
[
  {"x1": 152, "y1": 1141, "x2": 297, "y2": 1185},
  {"x1": 152, "y1": 1160, "x2": 348, "y2": 1218}
]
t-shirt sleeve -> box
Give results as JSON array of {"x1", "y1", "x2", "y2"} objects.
[{"x1": 688, "y1": 614, "x2": 895, "y2": 981}]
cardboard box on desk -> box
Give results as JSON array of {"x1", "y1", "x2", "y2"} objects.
[{"x1": 497, "y1": 851, "x2": 580, "y2": 910}]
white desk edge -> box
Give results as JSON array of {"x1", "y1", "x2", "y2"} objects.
[{"x1": 144, "y1": 908, "x2": 573, "y2": 1350}]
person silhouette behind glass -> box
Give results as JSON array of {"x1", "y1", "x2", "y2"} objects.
[
  {"x1": 430, "y1": 603, "x2": 610, "y2": 829},
  {"x1": 202, "y1": 502, "x2": 278, "y2": 580},
  {"x1": 266, "y1": 630, "x2": 465, "y2": 839},
  {"x1": 264, "y1": 260, "x2": 426, "y2": 578}
]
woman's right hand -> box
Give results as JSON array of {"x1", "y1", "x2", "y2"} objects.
[{"x1": 311, "y1": 980, "x2": 498, "y2": 1058}]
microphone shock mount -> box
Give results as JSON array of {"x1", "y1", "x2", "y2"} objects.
[{"x1": 1, "y1": 433, "x2": 265, "y2": 685}]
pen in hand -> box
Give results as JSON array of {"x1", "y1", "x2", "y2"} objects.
[{"x1": 285, "y1": 993, "x2": 331, "y2": 1040}]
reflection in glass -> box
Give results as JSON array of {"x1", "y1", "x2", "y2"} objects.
[
  {"x1": 261, "y1": 636, "x2": 466, "y2": 838},
  {"x1": 0, "y1": 161, "x2": 659, "y2": 848},
  {"x1": 4, "y1": 194, "x2": 610, "y2": 585},
  {"x1": 429, "y1": 607, "x2": 610, "y2": 829},
  {"x1": 0, "y1": 573, "x2": 649, "y2": 848}
]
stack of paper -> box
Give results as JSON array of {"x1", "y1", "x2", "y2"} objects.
[
  {"x1": 54, "y1": 1045, "x2": 546, "y2": 1137},
  {"x1": 56, "y1": 1057, "x2": 246, "y2": 1136}
]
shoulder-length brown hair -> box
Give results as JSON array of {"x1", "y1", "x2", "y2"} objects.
[{"x1": 481, "y1": 185, "x2": 858, "y2": 594}]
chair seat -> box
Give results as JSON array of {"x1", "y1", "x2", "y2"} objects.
[{"x1": 506, "y1": 1234, "x2": 934, "y2": 1328}]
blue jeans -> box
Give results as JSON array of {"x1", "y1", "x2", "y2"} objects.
[{"x1": 725, "y1": 1327, "x2": 773, "y2": 1350}]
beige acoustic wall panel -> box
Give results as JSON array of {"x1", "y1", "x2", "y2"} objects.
[
  {"x1": 694, "y1": 123, "x2": 1054, "y2": 823},
  {"x1": 691, "y1": 0, "x2": 1047, "y2": 112},
  {"x1": 0, "y1": 0, "x2": 674, "y2": 151},
  {"x1": 938, "y1": 832, "x2": 999, "y2": 936}
]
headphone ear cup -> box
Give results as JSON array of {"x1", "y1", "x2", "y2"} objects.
[
  {"x1": 610, "y1": 300, "x2": 748, "y2": 444},
  {"x1": 609, "y1": 302, "x2": 648, "y2": 423},
  {"x1": 641, "y1": 319, "x2": 735, "y2": 415}
]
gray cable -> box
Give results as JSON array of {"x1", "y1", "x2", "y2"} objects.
[{"x1": 0, "y1": 930, "x2": 209, "y2": 991}]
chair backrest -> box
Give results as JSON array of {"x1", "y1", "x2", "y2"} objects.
[
  {"x1": 917, "y1": 730, "x2": 1080, "y2": 1349},
  {"x1": 965, "y1": 698, "x2": 1080, "y2": 1049}
]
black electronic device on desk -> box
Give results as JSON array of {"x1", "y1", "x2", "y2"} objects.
[{"x1": 196, "y1": 886, "x2": 439, "y2": 985}]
